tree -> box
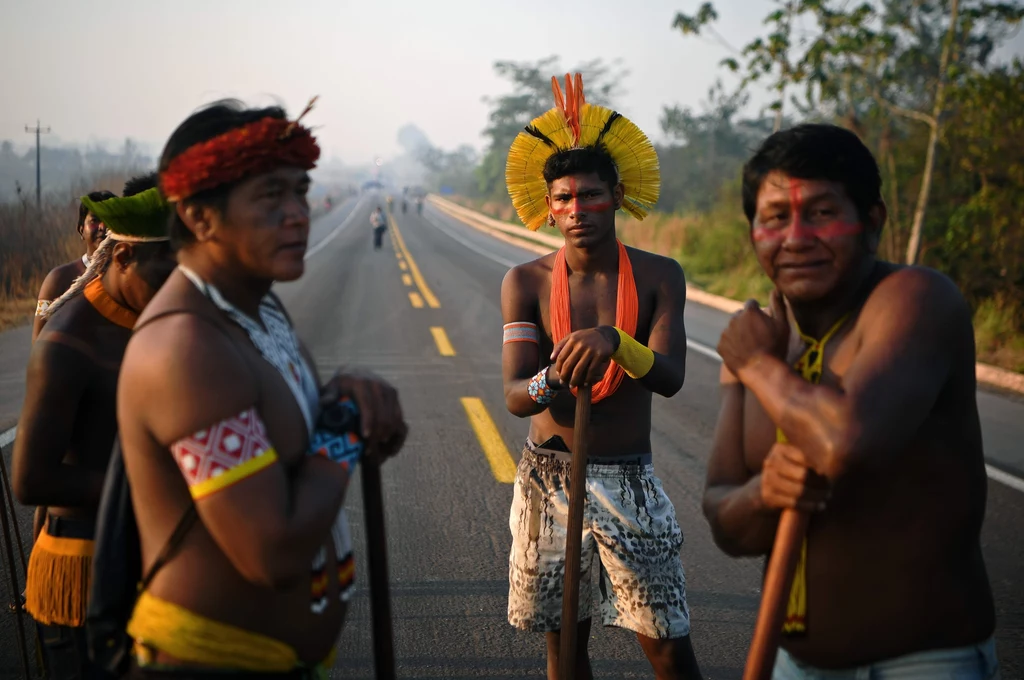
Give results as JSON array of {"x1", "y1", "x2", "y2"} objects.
[
  {"x1": 659, "y1": 80, "x2": 773, "y2": 212},
  {"x1": 675, "y1": 1, "x2": 808, "y2": 131},
  {"x1": 801, "y1": 0, "x2": 1024, "y2": 263},
  {"x1": 673, "y1": 0, "x2": 1024, "y2": 264}
]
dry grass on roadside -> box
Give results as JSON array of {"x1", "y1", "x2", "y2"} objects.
[{"x1": 0, "y1": 170, "x2": 138, "y2": 332}]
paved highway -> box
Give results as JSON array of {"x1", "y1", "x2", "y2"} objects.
[{"x1": 0, "y1": 194, "x2": 1021, "y2": 678}]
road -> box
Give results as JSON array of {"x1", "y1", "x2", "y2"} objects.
[{"x1": 0, "y1": 194, "x2": 1021, "y2": 678}]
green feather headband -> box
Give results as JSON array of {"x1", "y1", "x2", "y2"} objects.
[{"x1": 80, "y1": 187, "x2": 171, "y2": 242}]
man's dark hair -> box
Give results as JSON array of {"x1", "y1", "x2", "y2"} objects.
[
  {"x1": 741, "y1": 124, "x2": 882, "y2": 224},
  {"x1": 123, "y1": 172, "x2": 159, "y2": 198},
  {"x1": 77, "y1": 190, "x2": 116, "y2": 233},
  {"x1": 543, "y1": 147, "x2": 619, "y2": 192},
  {"x1": 158, "y1": 99, "x2": 287, "y2": 251}
]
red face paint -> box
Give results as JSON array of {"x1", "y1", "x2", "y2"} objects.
[
  {"x1": 752, "y1": 178, "x2": 863, "y2": 242},
  {"x1": 550, "y1": 176, "x2": 614, "y2": 216}
]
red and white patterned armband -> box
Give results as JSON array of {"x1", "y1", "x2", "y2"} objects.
[{"x1": 170, "y1": 406, "x2": 279, "y2": 500}]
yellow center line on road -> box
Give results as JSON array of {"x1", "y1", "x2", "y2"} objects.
[
  {"x1": 409, "y1": 292, "x2": 425, "y2": 308},
  {"x1": 399, "y1": 260, "x2": 408, "y2": 271},
  {"x1": 430, "y1": 327, "x2": 456, "y2": 356},
  {"x1": 388, "y1": 213, "x2": 440, "y2": 308},
  {"x1": 401, "y1": 274, "x2": 412, "y2": 286},
  {"x1": 460, "y1": 397, "x2": 517, "y2": 483}
]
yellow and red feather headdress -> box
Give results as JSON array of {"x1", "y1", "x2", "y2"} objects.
[{"x1": 505, "y1": 73, "x2": 660, "y2": 231}]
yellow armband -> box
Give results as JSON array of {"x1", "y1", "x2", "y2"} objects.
[{"x1": 611, "y1": 327, "x2": 655, "y2": 379}]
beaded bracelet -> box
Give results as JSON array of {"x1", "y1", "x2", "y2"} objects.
[{"x1": 527, "y1": 367, "x2": 558, "y2": 405}]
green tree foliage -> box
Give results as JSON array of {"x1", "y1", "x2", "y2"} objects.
[{"x1": 658, "y1": 80, "x2": 774, "y2": 213}]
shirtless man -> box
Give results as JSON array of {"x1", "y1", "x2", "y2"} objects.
[
  {"x1": 118, "y1": 99, "x2": 407, "y2": 676},
  {"x1": 13, "y1": 174, "x2": 175, "y2": 679},
  {"x1": 501, "y1": 74, "x2": 702, "y2": 680},
  {"x1": 705, "y1": 124, "x2": 998, "y2": 678},
  {"x1": 33, "y1": 190, "x2": 114, "y2": 341}
]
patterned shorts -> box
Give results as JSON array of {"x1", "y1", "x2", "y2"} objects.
[{"x1": 507, "y1": 444, "x2": 691, "y2": 640}]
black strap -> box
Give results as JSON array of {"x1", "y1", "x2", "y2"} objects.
[
  {"x1": 138, "y1": 505, "x2": 197, "y2": 592},
  {"x1": 131, "y1": 305, "x2": 264, "y2": 592}
]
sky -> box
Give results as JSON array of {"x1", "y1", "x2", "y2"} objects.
[{"x1": 2, "y1": 0, "x2": 1023, "y2": 167}]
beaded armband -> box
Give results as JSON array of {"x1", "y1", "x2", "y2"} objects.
[{"x1": 527, "y1": 367, "x2": 559, "y2": 405}]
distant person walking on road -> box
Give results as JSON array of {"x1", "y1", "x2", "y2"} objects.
[
  {"x1": 704, "y1": 124, "x2": 999, "y2": 678},
  {"x1": 501, "y1": 74, "x2": 703, "y2": 680},
  {"x1": 13, "y1": 174, "x2": 175, "y2": 680},
  {"x1": 371, "y1": 206, "x2": 387, "y2": 250},
  {"x1": 116, "y1": 98, "x2": 407, "y2": 676}
]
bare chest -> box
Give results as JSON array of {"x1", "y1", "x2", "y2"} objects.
[
  {"x1": 742, "y1": 328, "x2": 858, "y2": 472},
  {"x1": 536, "y1": 274, "x2": 656, "y2": 342}
]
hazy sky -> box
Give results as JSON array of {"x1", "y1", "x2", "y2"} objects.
[{"x1": 2, "y1": 0, "x2": 1022, "y2": 166}]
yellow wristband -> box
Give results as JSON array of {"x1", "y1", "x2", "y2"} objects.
[{"x1": 611, "y1": 327, "x2": 655, "y2": 379}]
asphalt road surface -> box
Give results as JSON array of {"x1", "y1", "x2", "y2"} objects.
[{"x1": 0, "y1": 194, "x2": 1021, "y2": 679}]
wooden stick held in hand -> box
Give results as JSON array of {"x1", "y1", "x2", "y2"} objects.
[
  {"x1": 361, "y1": 458, "x2": 396, "y2": 680},
  {"x1": 558, "y1": 385, "x2": 592, "y2": 680},
  {"x1": 743, "y1": 508, "x2": 809, "y2": 680}
]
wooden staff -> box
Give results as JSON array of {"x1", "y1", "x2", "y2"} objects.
[
  {"x1": 558, "y1": 385, "x2": 592, "y2": 680},
  {"x1": 743, "y1": 508, "x2": 809, "y2": 680},
  {"x1": 361, "y1": 458, "x2": 396, "y2": 680}
]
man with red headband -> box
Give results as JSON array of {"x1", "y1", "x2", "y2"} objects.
[
  {"x1": 501, "y1": 75, "x2": 703, "y2": 680},
  {"x1": 117, "y1": 99, "x2": 407, "y2": 677}
]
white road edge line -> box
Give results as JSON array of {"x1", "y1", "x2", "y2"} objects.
[
  {"x1": 424, "y1": 212, "x2": 520, "y2": 269},
  {"x1": 0, "y1": 426, "x2": 14, "y2": 449},
  {"x1": 432, "y1": 204, "x2": 1024, "y2": 496},
  {"x1": 986, "y1": 465, "x2": 1024, "y2": 494},
  {"x1": 304, "y1": 196, "x2": 366, "y2": 260}
]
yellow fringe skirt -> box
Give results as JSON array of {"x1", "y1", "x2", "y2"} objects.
[{"x1": 24, "y1": 526, "x2": 94, "y2": 627}]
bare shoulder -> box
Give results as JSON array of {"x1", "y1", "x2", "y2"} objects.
[
  {"x1": 40, "y1": 295, "x2": 98, "y2": 344},
  {"x1": 29, "y1": 302, "x2": 98, "y2": 374},
  {"x1": 625, "y1": 246, "x2": 685, "y2": 286},
  {"x1": 122, "y1": 311, "x2": 257, "y2": 443},
  {"x1": 501, "y1": 253, "x2": 555, "y2": 308},
  {"x1": 862, "y1": 264, "x2": 971, "y2": 328},
  {"x1": 37, "y1": 261, "x2": 80, "y2": 300},
  {"x1": 502, "y1": 253, "x2": 555, "y2": 290}
]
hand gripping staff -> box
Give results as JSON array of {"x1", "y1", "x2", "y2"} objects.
[
  {"x1": 558, "y1": 386, "x2": 592, "y2": 680},
  {"x1": 317, "y1": 400, "x2": 396, "y2": 679}
]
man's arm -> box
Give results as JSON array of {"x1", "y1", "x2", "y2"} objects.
[
  {"x1": 125, "y1": 316, "x2": 349, "y2": 589},
  {"x1": 735, "y1": 268, "x2": 970, "y2": 480},
  {"x1": 703, "y1": 365, "x2": 778, "y2": 556},
  {"x1": 634, "y1": 259, "x2": 687, "y2": 397},
  {"x1": 13, "y1": 336, "x2": 104, "y2": 507},
  {"x1": 501, "y1": 265, "x2": 564, "y2": 417}
]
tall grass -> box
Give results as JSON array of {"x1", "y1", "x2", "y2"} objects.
[{"x1": 0, "y1": 170, "x2": 138, "y2": 331}]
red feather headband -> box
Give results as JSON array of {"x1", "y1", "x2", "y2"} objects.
[{"x1": 161, "y1": 99, "x2": 321, "y2": 202}]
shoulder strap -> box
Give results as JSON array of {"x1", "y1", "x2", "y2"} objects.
[
  {"x1": 131, "y1": 306, "x2": 265, "y2": 591},
  {"x1": 137, "y1": 505, "x2": 197, "y2": 592}
]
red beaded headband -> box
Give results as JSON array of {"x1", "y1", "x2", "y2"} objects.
[{"x1": 161, "y1": 98, "x2": 321, "y2": 202}]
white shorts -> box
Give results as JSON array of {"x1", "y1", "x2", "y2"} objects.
[{"x1": 507, "y1": 444, "x2": 691, "y2": 640}]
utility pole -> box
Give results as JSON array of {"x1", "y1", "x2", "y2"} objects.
[{"x1": 25, "y1": 120, "x2": 51, "y2": 211}]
